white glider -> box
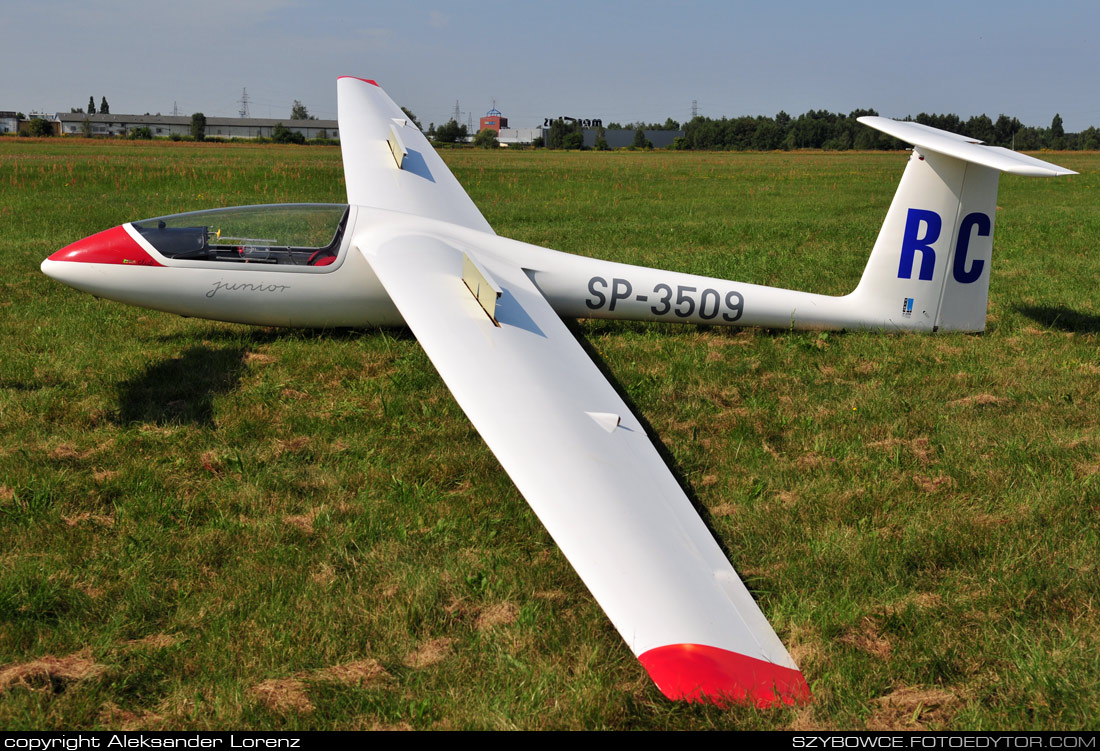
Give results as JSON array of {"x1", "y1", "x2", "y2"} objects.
[{"x1": 41, "y1": 77, "x2": 1075, "y2": 707}]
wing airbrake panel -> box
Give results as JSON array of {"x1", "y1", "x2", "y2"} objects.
[{"x1": 358, "y1": 232, "x2": 809, "y2": 707}]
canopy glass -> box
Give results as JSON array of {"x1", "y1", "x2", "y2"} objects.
[{"x1": 132, "y1": 204, "x2": 349, "y2": 265}]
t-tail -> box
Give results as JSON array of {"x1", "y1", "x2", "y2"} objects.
[{"x1": 848, "y1": 117, "x2": 1076, "y2": 332}]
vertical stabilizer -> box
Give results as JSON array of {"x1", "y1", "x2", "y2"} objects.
[
  {"x1": 850, "y1": 149, "x2": 998, "y2": 332},
  {"x1": 849, "y1": 117, "x2": 1075, "y2": 333}
]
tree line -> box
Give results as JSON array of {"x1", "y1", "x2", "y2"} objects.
[
  {"x1": 675, "y1": 110, "x2": 1099, "y2": 151},
  {"x1": 507, "y1": 109, "x2": 1098, "y2": 151}
]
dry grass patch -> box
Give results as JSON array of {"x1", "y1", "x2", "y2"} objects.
[
  {"x1": 913, "y1": 474, "x2": 956, "y2": 493},
  {"x1": 199, "y1": 450, "x2": 222, "y2": 474},
  {"x1": 311, "y1": 562, "x2": 337, "y2": 586},
  {"x1": 534, "y1": 590, "x2": 567, "y2": 602},
  {"x1": 908, "y1": 437, "x2": 934, "y2": 464},
  {"x1": 313, "y1": 659, "x2": 389, "y2": 687},
  {"x1": 125, "y1": 633, "x2": 180, "y2": 650},
  {"x1": 787, "y1": 625, "x2": 823, "y2": 670},
  {"x1": 283, "y1": 508, "x2": 320, "y2": 534},
  {"x1": 363, "y1": 721, "x2": 413, "y2": 731},
  {"x1": 250, "y1": 678, "x2": 314, "y2": 714},
  {"x1": 476, "y1": 602, "x2": 519, "y2": 630},
  {"x1": 403, "y1": 638, "x2": 453, "y2": 669},
  {"x1": 840, "y1": 617, "x2": 892, "y2": 659},
  {"x1": 869, "y1": 436, "x2": 935, "y2": 465},
  {"x1": 776, "y1": 490, "x2": 800, "y2": 508},
  {"x1": 788, "y1": 705, "x2": 826, "y2": 731},
  {"x1": 0, "y1": 650, "x2": 106, "y2": 692},
  {"x1": 894, "y1": 592, "x2": 943, "y2": 611},
  {"x1": 797, "y1": 452, "x2": 828, "y2": 470},
  {"x1": 250, "y1": 659, "x2": 391, "y2": 715},
  {"x1": 137, "y1": 424, "x2": 179, "y2": 438},
  {"x1": 274, "y1": 436, "x2": 311, "y2": 457},
  {"x1": 61, "y1": 512, "x2": 115, "y2": 526},
  {"x1": 1076, "y1": 458, "x2": 1100, "y2": 479},
  {"x1": 867, "y1": 686, "x2": 959, "y2": 730},
  {"x1": 949, "y1": 393, "x2": 1008, "y2": 408},
  {"x1": 49, "y1": 443, "x2": 96, "y2": 460},
  {"x1": 98, "y1": 702, "x2": 164, "y2": 730},
  {"x1": 75, "y1": 581, "x2": 105, "y2": 598}
]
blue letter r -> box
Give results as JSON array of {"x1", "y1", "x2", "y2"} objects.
[{"x1": 898, "y1": 208, "x2": 941, "y2": 281}]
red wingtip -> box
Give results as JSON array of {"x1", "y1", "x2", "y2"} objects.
[
  {"x1": 337, "y1": 76, "x2": 379, "y2": 86},
  {"x1": 639, "y1": 643, "x2": 811, "y2": 708},
  {"x1": 48, "y1": 225, "x2": 162, "y2": 267}
]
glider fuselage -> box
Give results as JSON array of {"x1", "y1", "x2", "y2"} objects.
[{"x1": 42, "y1": 204, "x2": 882, "y2": 333}]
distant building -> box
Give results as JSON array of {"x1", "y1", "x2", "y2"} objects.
[
  {"x1": 0, "y1": 111, "x2": 18, "y2": 134},
  {"x1": 53, "y1": 113, "x2": 339, "y2": 140},
  {"x1": 479, "y1": 107, "x2": 508, "y2": 134}
]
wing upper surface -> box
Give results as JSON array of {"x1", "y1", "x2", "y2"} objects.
[
  {"x1": 358, "y1": 230, "x2": 809, "y2": 706},
  {"x1": 337, "y1": 77, "x2": 495, "y2": 233}
]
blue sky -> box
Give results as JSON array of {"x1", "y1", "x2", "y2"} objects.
[{"x1": 3, "y1": 0, "x2": 1097, "y2": 131}]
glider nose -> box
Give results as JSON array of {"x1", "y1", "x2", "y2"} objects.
[{"x1": 44, "y1": 225, "x2": 162, "y2": 271}]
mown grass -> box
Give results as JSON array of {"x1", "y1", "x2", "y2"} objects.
[{"x1": 1, "y1": 139, "x2": 1098, "y2": 730}]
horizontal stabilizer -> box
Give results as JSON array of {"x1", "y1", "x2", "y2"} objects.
[{"x1": 858, "y1": 116, "x2": 1077, "y2": 177}]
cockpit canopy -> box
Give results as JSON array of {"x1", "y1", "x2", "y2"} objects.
[{"x1": 132, "y1": 204, "x2": 349, "y2": 266}]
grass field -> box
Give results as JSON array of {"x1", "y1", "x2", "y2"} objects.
[{"x1": 1, "y1": 138, "x2": 1098, "y2": 730}]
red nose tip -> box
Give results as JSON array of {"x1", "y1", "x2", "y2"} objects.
[{"x1": 49, "y1": 226, "x2": 162, "y2": 266}]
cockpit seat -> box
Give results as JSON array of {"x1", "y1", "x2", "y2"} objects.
[{"x1": 307, "y1": 249, "x2": 337, "y2": 266}]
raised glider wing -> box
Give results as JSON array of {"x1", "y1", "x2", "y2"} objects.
[{"x1": 41, "y1": 77, "x2": 1076, "y2": 707}]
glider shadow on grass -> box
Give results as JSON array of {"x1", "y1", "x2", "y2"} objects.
[
  {"x1": 115, "y1": 346, "x2": 249, "y2": 427},
  {"x1": 1016, "y1": 304, "x2": 1100, "y2": 334},
  {"x1": 116, "y1": 327, "x2": 416, "y2": 426}
]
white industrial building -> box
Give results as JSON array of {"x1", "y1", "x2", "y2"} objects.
[{"x1": 53, "y1": 113, "x2": 339, "y2": 140}]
